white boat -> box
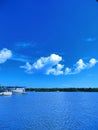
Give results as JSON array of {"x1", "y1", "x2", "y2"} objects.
[
  {"x1": 12, "y1": 87, "x2": 25, "y2": 94},
  {"x1": 0, "y1": 92, "x2": 3, "y2": 95},
  {"x1": 2, "y1": 91, "x2": 12, "y2": 96}
]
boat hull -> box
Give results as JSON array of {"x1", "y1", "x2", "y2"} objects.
[
  {"x1": 2, "y1": 91, "x2": 12, "y2": 96},
  {"x1": 0, "y1": 92, "x2": 3, "y2": 95}
]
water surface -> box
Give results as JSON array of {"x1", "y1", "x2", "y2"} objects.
[{"x1": 0, "y1": 92, "x2": 98, "y2": 130}]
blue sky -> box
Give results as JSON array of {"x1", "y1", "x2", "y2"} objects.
[{"x1": 0, "y1": 0, "x2": 98, "y2": 88}]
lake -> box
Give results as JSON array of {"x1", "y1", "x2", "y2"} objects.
[{"x1": 0, "y1": 92, "x2": 98, "y2": 130}]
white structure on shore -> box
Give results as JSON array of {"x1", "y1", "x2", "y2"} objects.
[
  {"x1": 0, "y1": 86, "x2": 25, "y2": 96},
  {"x1": 12, "y1": 87, "x2": 25, "y2": 93}
]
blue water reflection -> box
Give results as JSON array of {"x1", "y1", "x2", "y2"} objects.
[{"x1": 0, "y1": 92, "x2": 98, "y2": 130}]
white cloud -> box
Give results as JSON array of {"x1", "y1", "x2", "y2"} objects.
[
  {"x1": 20, "y1": 54, "x2": 64, "y2": 75},
  {"x1": 20, "y1": 62, "x2": 32, "y2": 71},
  {"x1": 20, "y1": 53, "x2": 98, "y2": 76},
  {"x1": 0, "y1": 48, "x2": 12, "y2": 64},
  {"x1": 65, "y1": 58, "x2": 98, "y2": 75},
  {"x1": 89, "y1": 58, "x2": 97, "y2": 67},
  {"x1": 65, "y1": 67, "x2": 72, "y2": 75},
  {"x1": 75, "y1": 59, "x2": 87, "y2": 72},
  {"x1": 46, "y1": 64, "x2": 64, "y2": 75},
  {"x1": 33, "y1": 54, "x2": 62, "y2": 69}
]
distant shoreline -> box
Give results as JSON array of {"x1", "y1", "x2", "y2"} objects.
[
  {"x1": 25, "y1": 88, "x2": 98, "y2": 92},
  {"x1": 1, "y1": 86, "x2": 98, "y2": 92}
]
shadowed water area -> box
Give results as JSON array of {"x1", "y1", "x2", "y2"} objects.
[{"x1": 0, "y1": 92, "x2": 98, "y2": 130}]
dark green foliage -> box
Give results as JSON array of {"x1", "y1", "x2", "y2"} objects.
[
  {"x1": 1, "y1": 85, "x2": 98, "y2": 92},
  {"x1": 25, "y1": 88, "x2": 98, "y2": 92}
]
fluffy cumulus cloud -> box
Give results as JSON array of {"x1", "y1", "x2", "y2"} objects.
[
  {"x1": 0, "y1": 48, "x2": 12, "y2": 64},
  {"x1": 20, "y1": 54, "x2": 64, "y2": 75},
  {"x1": 20, "y1": 54, "x2": 98, "y2": 76},
  {"x1": 46, "y1": 64, "x2": 64, "y2": 75},
  {"x1": 65, "y1": 58, "x2": 98, "y2": 75},
  {"x1": 89, "y1": 58, "x2": 97, "y2": 67}
]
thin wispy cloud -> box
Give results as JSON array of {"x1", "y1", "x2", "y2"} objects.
[
  {"x1": 20, "y1": 54, "x2": 98, "y2": 75},
  {"x1": 15, "y1": 42, "x2": 36, "y2": 49},
  {"x1": 12, "y1": 53, "x2": 33, "y2": 63},
  {"x1": 84, "y1": 37, "x2": 96, "y2": 42}
]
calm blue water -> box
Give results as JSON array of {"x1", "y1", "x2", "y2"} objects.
[{"x1": 0, "y1": 92, "x2": 98, "y2": 130}]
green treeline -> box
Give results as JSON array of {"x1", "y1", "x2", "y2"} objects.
[
  {"x1": 26, "y1": 88, "x2": 98, "y2": 92},
  {"x1": 1, "y1": 86, "x2": 98, "y2": 92}
]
